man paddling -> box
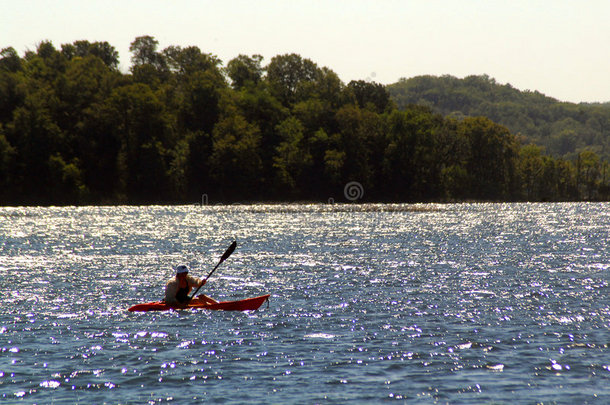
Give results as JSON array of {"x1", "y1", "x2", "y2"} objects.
[{"x1": 164, "y1": 265, "x2": 217, "y2": 306}]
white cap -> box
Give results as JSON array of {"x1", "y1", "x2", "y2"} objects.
[{"x1": 176, "y1": 265, "x2": 189, "y2": 274}]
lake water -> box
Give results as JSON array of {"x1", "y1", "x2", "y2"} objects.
[{"x1": 0, "y1": 203, "x2": 608, "y2": 404}]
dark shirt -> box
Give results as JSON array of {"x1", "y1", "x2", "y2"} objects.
[{"x1": 176, "y1": 284, "x2": 190, "y2": 303}]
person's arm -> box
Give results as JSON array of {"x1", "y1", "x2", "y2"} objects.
[
  {"x1": 189, "y1": 275, "x2": 216, "y2": 303},
  {"x1": 187, "y1": 275, "x2": 205, "y2": 288}
]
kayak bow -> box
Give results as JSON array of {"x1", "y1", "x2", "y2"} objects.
[{"x1": 128, "y1": 294, "x2": 270, "y2": 312}]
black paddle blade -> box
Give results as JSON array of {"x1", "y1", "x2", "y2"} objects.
[{"x1": 221, "y1": 240, "x2": 237, "y2": 262}]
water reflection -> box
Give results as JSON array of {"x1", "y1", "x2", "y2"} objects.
[{"x1": 0, "y1": 203, "x2": 608, "y2": 403}]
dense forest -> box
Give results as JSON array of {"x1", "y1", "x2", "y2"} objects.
[
  {"x1": 1, "y1": 37, "x2": 609, "y2": 204},
  {"x1": 388, "y1": 75, "x2": 610, "y2": 160}
]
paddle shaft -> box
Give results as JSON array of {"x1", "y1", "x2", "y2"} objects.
[{"x1": 188, "y1": 241, "x2": 237, "y2": 301}]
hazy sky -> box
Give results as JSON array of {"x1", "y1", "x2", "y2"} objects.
[{"x1": 3, "y1": 0, "x2": 609, "y2": 103}]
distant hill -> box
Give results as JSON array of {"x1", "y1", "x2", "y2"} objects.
[{"x1": 387, "y1": 75, "x2": 610, "y2": 160}]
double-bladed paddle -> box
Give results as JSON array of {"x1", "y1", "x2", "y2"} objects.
[{"x1": 188, "y1": 240, "x2": 237, "y2": 301}]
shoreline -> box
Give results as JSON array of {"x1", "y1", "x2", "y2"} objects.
[{"x1": 1, "y1": 200, "x2": 608, "y2": 213}]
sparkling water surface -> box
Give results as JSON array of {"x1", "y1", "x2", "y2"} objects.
[{"x1": 0, "y1": 203, "x2": 609, "y2": 404}]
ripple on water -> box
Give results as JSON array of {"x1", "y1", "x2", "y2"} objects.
[{"x1": 0, "y1": 203, "x2": 609, "y2": 403}]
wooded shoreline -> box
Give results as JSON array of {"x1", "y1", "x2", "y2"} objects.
[{"x1": 1, "y1": 37, "x2": 608, "y2": 205}]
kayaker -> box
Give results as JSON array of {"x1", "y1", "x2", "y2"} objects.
[{"x1": 164, "y1": 265, "x2": 217, "y2": 306}]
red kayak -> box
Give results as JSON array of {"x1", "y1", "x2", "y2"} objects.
[{"x1": 128, "y1": 294, "x2": 270, "y2": 312}]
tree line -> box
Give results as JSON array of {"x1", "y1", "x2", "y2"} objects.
[
  {"x1": 388, "y1": 74, "x2": 610, "y2": 161},
  {"x1": 0, "y1": 37, "x2": 609, "y2": 205}
]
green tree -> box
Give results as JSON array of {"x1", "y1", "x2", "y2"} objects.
[
  {"x1": 163, "y1": 45, "x2": 221, "y2": 76},
  {"x1": 210, "y1": 113, "x2": 263, "y2": 200},
  {"x1": 272, "y1": 117, "x2": 312, "y2": 194},
  {"x1": 180, "y1": 130, "x2": 214, "y2": 201},
  {"x1": 62, "y1": 54, "x2": 119, "y2": 117},
  {"x1": 104, "y1": 83, "x2": 173, "y2": 201},
  {"x1": 226, "y1": 54, "x2": 264, "y2": 89},
  {"x1": 383, "y1": 108, "x2": 441, "y2": 201},
  {"x1": 129, "y1": 36, "x2": 168, "y2": 85},
  {"x1": 167, "y1": 136, "x2": 191, "y2": 197},
  {"x1": 291, "y1": 67, "x2": 345, "y2": 136},
  {"x1": 519, "y1": 144, "x2": 545, "y2": 200},
  {"x1": 0, "y1": 52, "x2": 26, "y2": 123},
  {"x1": 22, "y1": 41, "x2": 67, "y2": 84},
  {"x1": 323, "y1": 147, "x2": 345, "y2": 187},
  {"x1": 0, "y1": 47, "x2": 22, "y2": 72},
  {"x1": 130, "y1": 36, "x2": 164, "y2": 68},
  {"x1": 333, "y1": 104, "x2": 386, "y2": 198},
  {"x1": 555, "y1": 159, "x2": 578, "y2": 200},
  {"x1": 73, "y1": 100, "x2": 122, "y2": 201},
  {"x1": 5, "y1": 43, "x2": 69, "y2": 203},
  {"x1": 47, "y1": 154, "x2": 88, "y2": 203},
  {"x1": 576, "y1": 150, "x2": 601, "y2": 200},
  {"x1": 303, "y1": 67, "x2": 345, "y2": 110},
  {"x1": 229, "y1": 82, "x2": 287, "y2": 189},
  {"x1": 459, "y1": 117, "x2": 520, "y2": 200},
  {"x1": 435, "y1": 118, "x2": 470, "y2": 200},
  {"x1": 176, "y1": 69, "x2": 225, "y2": 134},
  {"x1": 347, "y1": 80, "x2": 392, "y2": 113},
  {"x1": 0, "y1": 128, "x2": 16, "y2": 202},
  {"x1": 598, "y1": 160, "x2": 610, "y2": 200},
  {"x1": 61, "y1": 40, "x2": 119, "y2": 69},
  {"x1": 266, "y1": 53, "x2": 320, "y2": 106},
  {"x1": 440, "y1": 164, "x2": 469, "y2": 200}
]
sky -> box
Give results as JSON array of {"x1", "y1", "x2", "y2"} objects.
[{"x1": 2, "y1": 0, "x2": 610, "y2": 103}]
